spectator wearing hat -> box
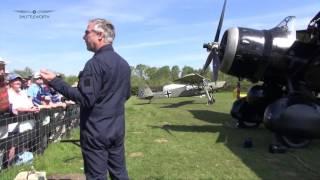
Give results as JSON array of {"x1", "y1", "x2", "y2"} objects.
[
  {"x1": 35, "y1": 83, "x2": 55, "y2": 108},
  {"x1": 27, "y1": 72, "x2": 43, "y2": 105},
  {"x1": 21, "y1": 76, "x2": 32, "y2": 91},
  {"x1": 4, "y1": 74, "x2": 39, "y2": 168},
  {"x1": 27, "y1": 72, "x2": 62, "y2": 108},
  {"x1": 37, "y1": 84, "x2": 68, "y2": 109},
  {"x1": 7, "y1": 73, "x2": 39, "y2": 115},
  {"x1": 6, "y1": 73, "x2": 39, "y2": 136},
  {"x1": 30, "y1": 73, "x2": 67, "y2": 109}
]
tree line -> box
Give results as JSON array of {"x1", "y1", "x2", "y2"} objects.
[
  {"x1": 13, "y1": 65, "x2": 255, "y2": 95},
  {"x1": 12, "y1": 67, "x2": 78, "y2": 86},
  {"x1": 130, "y1": 64, "x2": 254, "y2": 94}
]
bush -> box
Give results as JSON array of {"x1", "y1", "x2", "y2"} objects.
[{"x1": 131, "y1": 86, "x2": 139, "y2": 96}]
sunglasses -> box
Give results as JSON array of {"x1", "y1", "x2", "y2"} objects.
[
  {"x1": 84, "y1": 30, "x2": 102, "y2": 36},
  {"x1": 85, "y1": 30, "x2": 96, "y2": 36}
]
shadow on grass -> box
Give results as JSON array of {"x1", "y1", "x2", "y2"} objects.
[
  {"x1": 189, "y1": 110, "x2": 229, "y2": 124},
  {"x1": 160, "y1": 100, "x2": 195, "y2": 108},
  {"x1": 135, "y1": 100, "x2": 206, "y2": 107},
  {"x1": 134, "y1": 102, "x2": 153, "y2": 105},
  {"x1": 63, "y1": 156, "x2": 82, "y2": 163},
  {"x1": 154, "y1": 109, "x2": 320, "y2": 180},
  {"x1": 149, "y1": 124, "x2": 216, "y2": 137}
]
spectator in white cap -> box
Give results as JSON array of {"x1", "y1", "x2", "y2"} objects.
[
  {"x1": 2, "y1": 74, "x2": 39, "y2": 164},
  {"x1": 7, "y1": 73, "x2": 39, "y2": 115}
]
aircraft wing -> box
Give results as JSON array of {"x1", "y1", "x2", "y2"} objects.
[
  {"x1": 174, "y1": 73, "x2": 207, "y2": 85},
  {"x1": 207, "y1": 81, "x2": 226, "y2": 90}
]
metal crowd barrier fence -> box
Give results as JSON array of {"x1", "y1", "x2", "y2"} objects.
[{"x1": 0, "y1": 104, "x2": 80, "y2": 178}]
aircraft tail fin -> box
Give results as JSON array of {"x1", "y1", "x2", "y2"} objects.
[{"x1": 138, "y1": 84, "x2": 154, "y2": 100}]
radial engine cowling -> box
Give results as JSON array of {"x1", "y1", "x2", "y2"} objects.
[{"x1": 219, "y1": 16, "x2": 296, "y2": 83}]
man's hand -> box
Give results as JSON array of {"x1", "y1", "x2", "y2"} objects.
[
  {"x1": 30, "y1": 106, "x2": 40, "y2": 113},
  {"x1": 40, "y1": 69, "x2": 56, "y2": 82}
]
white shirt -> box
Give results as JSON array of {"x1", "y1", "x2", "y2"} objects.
[
  {"x1": 0, "y1": 88, "x2": 36, "y2": 139},
  {"x1": 8, "y1": 88, "x2": 34, "y2": 110}
]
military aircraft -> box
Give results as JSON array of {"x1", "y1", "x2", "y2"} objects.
[
  {"x1": 138, "y1": 73, "x2": 226, "y2": 104},
  {"x1": 202, "y1": 0, "x2": 320, "y2": 149}
]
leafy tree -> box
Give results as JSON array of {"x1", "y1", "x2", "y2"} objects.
[
  {"x1": 13, "y1": 67, "x2": 33, "y2": 78},
  {"x1": 145, "y1": 67, "x2": 157, "y2": 81},
  {"x1": 64, "y1": 75, "x2": 78, "y2": 86},
  {"x1": 181, "y1": 66, "x2": 195, "y2": 77},
  {"x1": 150, "y1": 66, "x2": 171, "y2": 87},
  {"x1": 171, "y1": 65, "x2": 180, "y2": 80},
  {"x1": 157, "y1": 66, "x2": 170, "y2": 80},
  {"x1": 135, "y1": 64, "x2": 148, "y2": 79}
]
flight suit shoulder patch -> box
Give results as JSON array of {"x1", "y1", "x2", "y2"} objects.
[{"x1": 84, "y1": 78, "x2": 91, "y2": 87}]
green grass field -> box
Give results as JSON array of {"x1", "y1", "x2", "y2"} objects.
[{"x1": 4, "y1": 92, "x2": 320, "y2": 179}]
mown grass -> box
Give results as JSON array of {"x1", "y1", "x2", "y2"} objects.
[{"x1": 3, "y1": 92, "x2": 320, "y2": 179}]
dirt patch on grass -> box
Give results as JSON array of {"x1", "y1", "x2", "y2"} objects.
[
  {"x1": 132, "y1": 131, "x2": 144, "y2": 134},
  {"x1": 129, "y1": 152, "x2": 144, "y2": 158},
  {"x1": 154, "y1": 138, "x2": 168, "y2": 143}
]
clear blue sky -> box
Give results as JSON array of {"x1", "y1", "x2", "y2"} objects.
[{"x1": 0, "y1": 0, "x2": 319, "y2": 75}]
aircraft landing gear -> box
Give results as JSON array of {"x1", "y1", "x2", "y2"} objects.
[
  {"x1": 237, "y1": 119, "x2": 261, "y2": 128},
  {"x1": 207, "y1": 98, "x2": 215, "y2": 105},
  {"x1": 231, "y1": 97, "x2": 262, "y2": 128},
  {"x1": 269, "y1": 134, "x2": 311, "y2": 153},
  {"x1": 276, "y1": 134, "x2": 311, "y2": 148},
  {"x1": 269, "y1": 144, "x2": 288, "y2": 153}
]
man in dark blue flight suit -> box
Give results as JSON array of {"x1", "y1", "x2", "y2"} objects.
[{"x1": 40, "y1": 18, "x2": 130, "y2": 180}]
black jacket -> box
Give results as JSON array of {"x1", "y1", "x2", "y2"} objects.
[{"x1": 50, "y1": 44, "x2": 131, "y2": 136}]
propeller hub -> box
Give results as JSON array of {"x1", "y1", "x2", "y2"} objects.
[{"x1": 203, "y1": 43, "x2": 213, "y2": 51}]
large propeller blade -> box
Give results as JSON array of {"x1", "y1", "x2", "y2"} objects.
[
  {"x1": 212, "y1": 53, "x2": 220, "y2": 82},
  {"x1": 202, "y1": 0, "x2": 227, "y2": 81},
  {"x1": 202, "y1": 50, "x2": 215, "y2": 73},
  {"x1": 214, "y1": 0, "x2": 227, "y2": 43}
]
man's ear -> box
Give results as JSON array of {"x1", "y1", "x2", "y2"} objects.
[{"x1": 97, "y1": 32, "x2": 104, "y2": 41}]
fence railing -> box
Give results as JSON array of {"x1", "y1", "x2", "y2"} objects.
[{"x1": 0, "y1": 104, "x2": 80, "y2": 176}]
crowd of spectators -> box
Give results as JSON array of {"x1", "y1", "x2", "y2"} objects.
[
  {"x1": 0, "y1": 60, "x2": 75, "y2": 169},
  {"x1": 0, "y1": 61, "x2": 74, "y2": 116}
]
